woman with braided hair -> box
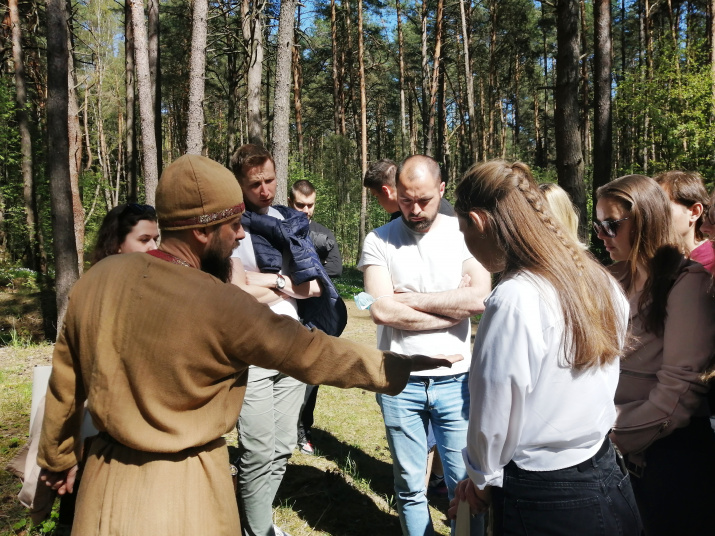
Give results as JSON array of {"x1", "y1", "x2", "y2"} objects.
[
  {"x1": 595, "y1": 174, "x2": 715, "y2": 536},
  {"x1": 448, "y1": 160, "x2": 641, "y2": 535}
]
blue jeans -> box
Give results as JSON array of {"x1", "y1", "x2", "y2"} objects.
[
  {"x1": 377, "y1": 373, "x2": 484, "y2": 536},
  {"x1": 492, "y1": 439, "x2": 642, "y2": 536}
]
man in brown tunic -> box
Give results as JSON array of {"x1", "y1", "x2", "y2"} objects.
[{"x1": 36, "y1": 154, "x2": 458, "y2": 536}]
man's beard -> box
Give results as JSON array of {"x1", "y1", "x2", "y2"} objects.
[
  {"x1": 200, "y1": 231, "x2": 233, "y2": 283},
  {"x1": 402, "y1": 210, "x2": 437, "y2": 232}
]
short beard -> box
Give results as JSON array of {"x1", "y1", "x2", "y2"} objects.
[
  {"x1": 402, "y1": 212, "x2": 437, "y2": 232},
  {"x1": 200, "y1": 231, "x2": 233, "y2": 283}
]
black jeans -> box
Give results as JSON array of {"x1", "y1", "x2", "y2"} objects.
[
  {"x1": 629, "y1": 417, "x2": 715, "y2": 536},
  {"x1": 491, "y1": 439, "x2": 642, "y2": 536}
]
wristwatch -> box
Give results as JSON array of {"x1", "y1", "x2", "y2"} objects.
[{"x1": 275, "y1": 274, "x2": 286, "y2": 290}]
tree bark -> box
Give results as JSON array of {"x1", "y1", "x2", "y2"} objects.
[
  {"x1": 66, "y1": 6, "x2": 84, "y2": 273},
  {"x1": 555, "y1": 0, "x2": 586, "y2": 235},
  {"x1": 9, "y1": 0, "x2": 40, "y2": 272},
  {"x1": 242, "y1": 0, "x2": 265, "y2": 146},
  {"x1": 47, "y1": 0, "x2": 80, "y2": 332},
  {"x1": 129, "y1": 0, "x2": 159, "y2": 205},
  {"x1": 357, "y1": 0, "x2": 367, "y2": 258},
  {"x1": 593, "y1": 0, "x2": 612, "y2": 202},
  {"x1": 186, "y1": 0, "x2": 208, "y2": 155},
  {"x1": 396, "y1": 0, "x2": 408, "y2": 157},
  {"x1": 125, "y1": 0, "x2": 137, "y2": 202},
  {"x1": 271, "y1": 0, "x2": 296, "y2": 205},
  {"x1": 331, "y1": 0, "x2": 342, "y2": 135},
  {"x1": 148, "y1": 0, "x2": 161, "y2": 169},
  {"x1": 459, "y1": 0, "x2": 476, "y2": 161},
  {"x1": 292, "y1": 21, "x2": 304, "y2": 157},
  {"x1": 425, "y1": 0, "x2": 444, "y2": 157}
]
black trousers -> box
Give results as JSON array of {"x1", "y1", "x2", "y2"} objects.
[{"x1": 629, "y1": 417, "x2": 715, "y2": 536}]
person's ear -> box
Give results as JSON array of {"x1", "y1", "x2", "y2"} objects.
[
  {"x1": 382, "y1": 185, "x2": 396, "y2": 200},
  {"x1": 468, "y1": 210, "x2": 489, "y2": 233},
  {"x1": 690, "y1": 202, "x2": 704, "y2": 223},
  {"x1": 439, "y1": 181, "x2": 445, "y2": 197},
  {"x1": 192, "y1": 227, "x2": 211, "y2": 245}
]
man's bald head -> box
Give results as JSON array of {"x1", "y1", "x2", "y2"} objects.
[
  {"x1": 397, "y1": 155, "x2": 442, "y2": 189},
  {"x1": 395, "y1": 155, "x2": 444, "y2": 233}
]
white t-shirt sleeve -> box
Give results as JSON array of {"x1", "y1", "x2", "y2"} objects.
[
  {"x1": 358, "y1": 230, "x2": 386, "y2": 270},
  {"x1": 462, "y1": 284, "x2": 545, "y2": 489}
]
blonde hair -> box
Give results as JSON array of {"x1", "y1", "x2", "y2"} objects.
[
  {"x1": 455, "y1": 160, "x2": 626, "y2": 371},
  {"x1": 539, "y1": 183, "x2": 585, "y2": 249}
]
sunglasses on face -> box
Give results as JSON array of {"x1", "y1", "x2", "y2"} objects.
[{"x1": 592, "y1": 217, "x2": 629, "y2": 238}]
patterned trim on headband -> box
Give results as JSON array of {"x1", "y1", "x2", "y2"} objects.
[{"x1": 165, "y1": 203, "x2": 245, "y2": 227}]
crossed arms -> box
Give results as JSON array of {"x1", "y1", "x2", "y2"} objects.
[
  {"x1": 230, "y1": 258, "x2": 322, "y2": 305},
  {"x1": 364, "y1": 258, "x2": 491, "y2": 331}
]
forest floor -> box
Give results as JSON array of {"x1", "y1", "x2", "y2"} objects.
[{"x1": 0, "y1": 290, "x2": 454, "y2": 535}]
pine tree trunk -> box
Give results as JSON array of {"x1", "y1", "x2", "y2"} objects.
[
  {"x1": 47, "y1": 0, "x2": 80, "y2": 333},
  {"x1": 242, "y1": 0, "x2": 265, "y2": 146},
  {"x1": 459, "y1": 0, "x2": 476, "y2": 161},
  {"x1": 593, "y1": 0, "x2": 612, "y2": 202},
  {"x1": 129, "y1": 0, "x2": 159, "y2": 204},
  {"x1": 186, "y1": 0, "x2": 208, "y2": 155},
  {"x1": 125, "y1": 0, "x2": 137, "y2": 202},
  {"x1": 271, "y1": 0, "x2": 296, "y2": 205},
  {"x1": 425, "y1": 0, "x2": 444, "y2": 157},
  {"x1": 293, "y1": 24, "x2": 304, "y2": 157},
  {"x1": 66, "y1": 1, "x2": 84, "y2": 273},
  {"x1": 9, "y1": 0, "x2": 40, "y2": 272},
  {"x1": 397, "y1": 0, "x2": 408, "y2": 157},
  {"x1": 555, "y1": 0, "x2": 586, "y2": 236},
  {"x1": 331, "y1": 0, "x2": 342, "y2": 135},
  {"x1": 148, "y1": 0, "x2": 161, "y2": 169},
  {"x1": 357, "y1": 0, "x2": 368, "y2": 259}
]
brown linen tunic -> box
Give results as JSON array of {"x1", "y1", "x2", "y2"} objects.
[{"x1": 38, "y1": 252, "x2": 412, "y2": 535}]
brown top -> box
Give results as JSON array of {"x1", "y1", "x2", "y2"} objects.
[
  {"x1": 611, "y1": 260, "x2": 715, "y2": 455},
  {"x1": 38, "y1": 252, "x2": 412, "y2": 472}
]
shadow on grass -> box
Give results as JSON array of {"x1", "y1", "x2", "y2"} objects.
[{"x1": 277, "y1": 464, "x2": 401, "y2": 535}]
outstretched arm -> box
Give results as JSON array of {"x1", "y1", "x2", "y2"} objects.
[
  {"x1": 392, "y1": 258, "x2": 491, "y2": 319},
  {"x1": 364, "y1": 265, "x2": 461, "y2": 331}
]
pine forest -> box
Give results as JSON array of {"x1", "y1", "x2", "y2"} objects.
[{"x1": 1, "y1": 0, "x2": 715, "y2": 327}]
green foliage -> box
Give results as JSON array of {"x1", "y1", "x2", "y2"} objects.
[{"x1": 615, "y1": 43, "x2": 715, "y2": 181}]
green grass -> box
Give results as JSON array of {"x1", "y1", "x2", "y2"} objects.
[{"x1": 332, "y1": 266, "x2": 365, "y2": 299}]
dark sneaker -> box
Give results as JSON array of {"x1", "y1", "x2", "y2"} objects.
[{"x1": 427, "y1": 474, "x2": 448, "y2": 498}]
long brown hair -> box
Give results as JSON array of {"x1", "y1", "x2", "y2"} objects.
[
  {"x1": 596, "y1": 175, "x2": 685, "y2": 335},
  {"x1": 455, "y1": 160, "x2": 625, "y2": 371}
]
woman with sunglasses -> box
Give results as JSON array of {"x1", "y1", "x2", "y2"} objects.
[
  {"x1": 449, "y1": 160, "x2": 640, "y2": 535},
  {"x1": 92, "y1": 203, "x2": 159, "y2": 264},
  {"x1": 654, "y1": 170, "x2": 713, "y2": 274},
  {"x1": 595, "y1": 174, "x2": 715, "y2": 536}
]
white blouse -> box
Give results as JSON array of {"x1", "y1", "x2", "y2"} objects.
[{"x1": 462, "y1": 271, "x2": 629, "y2": 489}]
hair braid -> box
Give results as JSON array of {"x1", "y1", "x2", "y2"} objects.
[{"x1": 514, "y1": 170, "x2": 585, "y2": 273}]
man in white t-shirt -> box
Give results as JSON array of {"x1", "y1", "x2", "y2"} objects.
[
  {"x1": 358, "y1": 155, "x2": 490, "y2": 536},
  {"x1": 229, "y1": 144, "x2": 322, "y2": 536}
]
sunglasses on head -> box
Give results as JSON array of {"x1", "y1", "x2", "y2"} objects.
[{"x1": 592, "y1": 217, "x2": 629, "y2": 238}]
